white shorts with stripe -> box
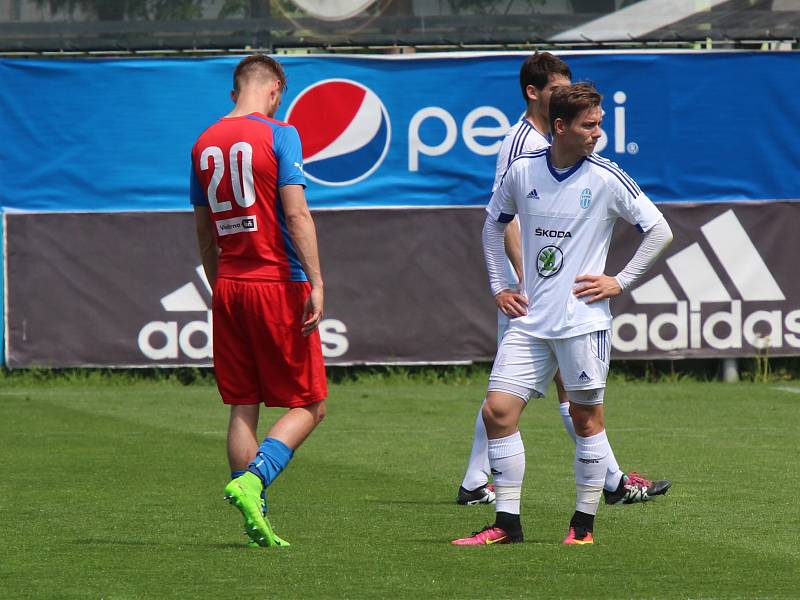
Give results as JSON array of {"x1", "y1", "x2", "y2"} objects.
[{"x1": 489, "y1": 327, "x2": 611, "y2": 399}]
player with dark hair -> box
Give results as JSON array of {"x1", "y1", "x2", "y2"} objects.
[
  {"x1": 190, "y1": 53, "x2": 327, "y2": 547},
  {"x1": 454, "y1": 82, "x2": 674, "y2": 546},
  {"x1": 456, "y1": 53, "x2": 671, "y2": 509},
  {"x1": 518, "y1": 50, "x2": 572, "y2": 102}
]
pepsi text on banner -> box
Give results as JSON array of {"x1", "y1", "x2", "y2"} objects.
[
  {"x1": 8, "y1": 52, "x2": 800, "y2": 212},
  {"x1": 406, "y1": 91, "x2": 631, "y2": 173},
  {"x1": 282, "y1": 75, "x2": 633, "y2": 197}
]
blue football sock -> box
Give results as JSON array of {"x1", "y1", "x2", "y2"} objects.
[
  {"x1": 247, "y1": 437, "x2": 294, "y2": 488},
  {"x1": 230, "y1": 469, "x2": 246, "y2": 480}
]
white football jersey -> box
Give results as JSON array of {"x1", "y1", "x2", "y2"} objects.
[
  {"x1": 493, "y1": 119, "x2": 551, "y2": 286},
  {"x1": 487, "y1": 149, "x2": 662, "y2": 339},
  {"x1": 493, "y1": 118, "x2": 551, "y2": 192}
]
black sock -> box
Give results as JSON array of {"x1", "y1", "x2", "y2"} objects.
[
  {"x1": 495, "y1": 511, "x2": 522, "y2": 536},
  {"x1": 569, "y1": 510, "x2": 595, "y2": 532}
]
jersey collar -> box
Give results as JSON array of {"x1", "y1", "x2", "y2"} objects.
[
  {"x1": 522, "y1": 117, "x2": 551, "y2": 145},
  {"x1": 545, "y1": 148, "x2": 586, "y2": 182}
]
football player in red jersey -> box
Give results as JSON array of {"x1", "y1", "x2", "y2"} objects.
[{"x1": 190, "y1": 54, "x2": 326, "y2": 547}]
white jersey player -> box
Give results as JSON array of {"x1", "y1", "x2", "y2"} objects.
[
  {"x1": 494, "y1": 119, "x2": 551, "y2": 317},
  {"x1": 456, "y1": 53, "x2": 672, "y2": 511},
  {"x1": 488, "y1": 147, "x2": 662, "y2": 341},
  {"x1": 494, "y1": 119, "x2": 552, "y2": 188},
  {"x1": 453, "y1": 83, "x2": 673, "y2": 547}
]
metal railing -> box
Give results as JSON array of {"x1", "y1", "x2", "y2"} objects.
[{"x1": 1, "y1": 0, "x2": 797, "y2": 53}]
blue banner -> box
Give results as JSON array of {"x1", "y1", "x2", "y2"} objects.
[
  {"x1": 1, "y1": 51, "x2": 799, "y2": 213},
  {"x1": 2, "y1": 51, "x2": 800, "y2": 367}
]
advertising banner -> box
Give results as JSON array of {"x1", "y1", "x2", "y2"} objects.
[
  {"x1": 5, "y1": 209, "x2": 495, "y2": 367},
  {"x1": 6, "y1": 202, "x2": 800, "y2": 367},
  {"x1": 1, "y1": 52, "x2": 799, "y2": 214},
  {"x1": 3, "y1": 52, "x2": 799, "y2": 366},
  {"x1": 607, "y1": 202, "x2": 800, "y2": 359}
]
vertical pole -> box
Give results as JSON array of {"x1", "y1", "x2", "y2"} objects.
[{"x1": 721, "y1": 358, "x2": 738, "y2": 383}]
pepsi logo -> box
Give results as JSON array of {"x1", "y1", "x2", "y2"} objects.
[{"x1": 285, "y1": 79, "x2": 391, "y2": 186}]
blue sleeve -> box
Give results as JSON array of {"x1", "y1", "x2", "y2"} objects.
[
  {"x1": 273, "y1": 125, "x2": 307, "y2": 188},
  {"x1": 189, "y1": 161, "x2": 208, "y2": 206}
]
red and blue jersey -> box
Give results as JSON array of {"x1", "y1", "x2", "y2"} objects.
[{"x1": 190, "y1": 113, "x2": 307, "y2": 281}]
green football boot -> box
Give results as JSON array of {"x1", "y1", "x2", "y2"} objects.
[
  {"x1": 244, "y1": 494, "x2": 290, "y2": 548},
  {"x1": 224, "y1": 472, "x2": 289, "y2": 547}
]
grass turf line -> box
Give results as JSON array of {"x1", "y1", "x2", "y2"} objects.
[{"x1": 1, "y1": 379, "x2": 799, "y2": 599}]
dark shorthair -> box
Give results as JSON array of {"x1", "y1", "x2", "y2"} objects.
[
  {"x1": 519, "y1": 52, "x2": 571, "y2": 102},
  {"x1": 548, "y1": 82, "x2": 602, "y2": 133},
  {"x1": 233, "y1": 54, "x2": 287, "y2": 93}
]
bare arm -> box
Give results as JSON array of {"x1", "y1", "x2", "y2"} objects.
[
  {"x1": 194, "y1": 206, "x2": 218, "y2": 287},
  {"x1": 504, "y1": 218, "x2": 523, "y2": 283},
  {"x1": 280, "y1": 184, "x2": 324, "y2": 335}
]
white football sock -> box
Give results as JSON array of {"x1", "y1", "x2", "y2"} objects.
[
  {"x1": 575, "y1": 430, "x2": 611, "y2": 516},
  {"x1": 460, "y1": 400, "x2": 490, "y2": 491},
  {"x1": 488, "y1": 431, "x2": 525, "y2": 515},
  {"x1": 604, "y1": 447, "x2": 623, "y2": 491},
  {"x1": 559, "y1": 402, "x2": 577, "y2": 444}
]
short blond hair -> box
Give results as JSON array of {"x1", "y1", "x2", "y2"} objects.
[{"x1": 233, "y1": 54, "x2": 287, "y2": 93}]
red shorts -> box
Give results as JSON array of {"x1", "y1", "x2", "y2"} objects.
[{"x1": 212, "y1": 278, "x2": 328, "y2": 407}]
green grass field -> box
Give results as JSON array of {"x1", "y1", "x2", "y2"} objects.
[{"x1": 2, "y1": 374, "x2": 799, "y2": 599}]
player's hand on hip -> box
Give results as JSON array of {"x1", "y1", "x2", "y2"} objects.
[
  {"x1": 494, "y1": 289, "x2": 528, "y2": 318},
  {"x1": 573, "y1": 274, "x2": 621, "y2": 304},
  {"x1": 302, "y1": 286, "x2": 324, "y2": 336}
]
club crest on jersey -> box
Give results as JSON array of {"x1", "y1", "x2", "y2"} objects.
[
  {"x1": 285, "y1": 79, "x2": 391, "y2": 187},
  {"x1": 537, "y1": 245, "x2": 564, "y2": 278},
  {"x1": 580, "y1": 188, "x2": 592, "y2": 209}
]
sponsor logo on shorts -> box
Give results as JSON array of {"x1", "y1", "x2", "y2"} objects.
[
  {"x1": 216, "y1": 215, "x2": 258, "y2": 236},
  {"x1": 578, "y1": 370, "x2": 591, "y2": 382},
  {"x1": 537, "y1": 245, "x2": 564, "y2": 278}
]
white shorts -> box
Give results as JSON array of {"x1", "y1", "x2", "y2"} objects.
[
  {"x1": 497, "y1": 310, "x2": 510, "y2": 344},
  {"x1": 496, "y1": 280, "x2": 519, "y2": 344},
  {"x1": 488, "y1": 328, "x2": 610, "y2": 400}
]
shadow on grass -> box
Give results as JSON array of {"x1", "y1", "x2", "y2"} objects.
[
  {"x1": 73, "y1": 539, "x2": 248, "y2": 550},
  {"x1": 73, "y1": 539, "x2": 157, "y2": 547},
  {"x1": 368, "y1": 499, "x2": 455, "y2": 506}
]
